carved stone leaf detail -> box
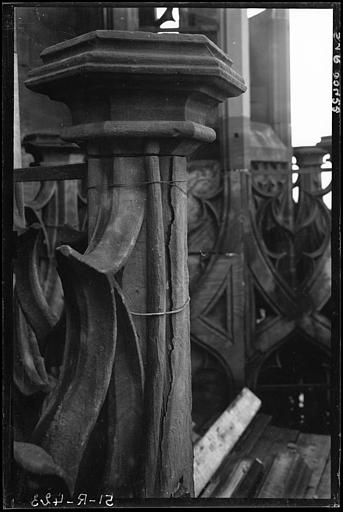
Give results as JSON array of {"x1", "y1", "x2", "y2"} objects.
[
  {"x1": 14, "y1": 297, "x2": 55, "y2": 396},
  {"x1": 14, "y1": 225, "x2": 59, "y2": 351},
  {"x1": 30, "y1": 250, "x2": 119, "y2": 494},
  {"x1": 26, "y1": 174, "x2": 146, "y2": 495},
  {"x1": 14, "y1": 441, "x2": 72, "y2": 493}
]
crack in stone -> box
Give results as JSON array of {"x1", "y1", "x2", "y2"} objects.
[{"x1": 158, "y1": 157, "x2": 176, "y2": 493}]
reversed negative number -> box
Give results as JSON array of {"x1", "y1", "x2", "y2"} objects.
[
  {"x1": 332, "y1": 33, "x2": 341, "y2": 114},
  {"x1": 30, "y1": 493, "x2": 115, "y2": 507},
  {"x1": 333, "y1": 72, "x2": 340, "y2": 108}
]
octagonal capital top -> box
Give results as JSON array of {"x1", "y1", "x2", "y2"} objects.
[
  {"x1": 25, "y1": 30, "x2": 246, "y2": 104},
  {"x1": 25, "y1": 31, "x2": 246, "y2": 152}
]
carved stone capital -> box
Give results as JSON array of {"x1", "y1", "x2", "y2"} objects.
[
  {"x1": 293, "y1": 146, "x2": 326, "y2": 168},
  {"x1": 25, "y1": 30, "x2": 246, "y2": 155}
]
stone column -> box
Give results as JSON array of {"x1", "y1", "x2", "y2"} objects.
[
  {"x1": 219, "y1": 8, "x2": 251, "y2": 170},
  {"x1": 249, "y1": 9, "x2": 292, "y2": 152},
  {"x1": 293, "y1": 145, "x2": 326, "y2": 194},
  {"x1": 26, "y1": 30, "x2": 245, "y2": 498}
]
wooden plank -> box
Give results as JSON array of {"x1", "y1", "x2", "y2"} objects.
[
  {"x1": 233, "y1": 413, "x2": 272, "y2": 456},
  {"x1": 231, "y1": 458, "x2": 265, "y2": 498},
  {"x1": 283, "y1": 451, "x2": 312, "y2": 498},
  {"x1": 14, "y1": 163, "x2": 86, "y2": 182},
  {"x1": 249, "y1": 425, "x2": 300, "y2": 476},
  {"x1": 315, "y1": 456, "x2": 331, "y2": 499},
  {"x1": 199, "y1": 413, "x2": 271, "y2": 498},
  {"x1": 295, "y1": 433, "x2": 331, "y2": 499},
  {"x1": 199, "y1": 449, "x2": 238, "y2": 498},
  {"x1": 214, "y1": 459, "x2": 253, "y2": 498},
  {"x1": 258, "y1": 443, "x2": 313, "y2": 500},
  {"x1": 193, "y1": 387, "x2": 261, "y2": 497},
  {"x1": 258, "y1": 449, "x2": 299, "y2": 498}
]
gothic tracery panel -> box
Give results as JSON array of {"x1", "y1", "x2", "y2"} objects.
[{"x1": 247, "y1": 150, "x2": 331, "y2": 391}]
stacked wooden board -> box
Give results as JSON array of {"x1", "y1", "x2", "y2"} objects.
[{"x1": 193, "y1": 388, "x2": 331, "y2": 499}]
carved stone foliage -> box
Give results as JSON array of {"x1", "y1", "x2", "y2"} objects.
[
  {"x1": 246, "y1": 151, "x2": 331, "y2": 385},
  {"x1": 13, "y1": 29, "x2": 245, "y2": 501},
  {"x1": 21, "y1": 134, "x2": 87, "y2": 315},
  {"x1": 13, "y1": 136, "x2": 145, "y2": 499},
  {"x1": 14, "y1": 136, "x2": 86, "y2": 411},
  {"x1": 13, "y1": 168, "x2": 145, "y2": 499}
]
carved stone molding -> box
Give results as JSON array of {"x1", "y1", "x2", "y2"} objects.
[
  {"x1": 246, "y1": 146, "x2": 331, "y2": 387},
  {"x1": 19, "y1": 30, "x2": 246, "y2": 499}
]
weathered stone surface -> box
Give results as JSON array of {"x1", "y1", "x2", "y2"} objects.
[
  {"x1": 23, "y1": 29, "x2": 246, "y2": 499},
  {"x1": 26, "y1": 30, "x2": 246, "y2": 108}
]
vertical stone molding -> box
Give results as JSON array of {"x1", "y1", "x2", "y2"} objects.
[{"x1": 25, "y1": 30, "x2": 246, "y2": 498}]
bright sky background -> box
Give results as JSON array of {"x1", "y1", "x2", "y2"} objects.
[
  {"x1": 289, "y1": 9, "x2": 333, "y2": 147},
  {"x1": 159, "y1": 8, "x2": 333, "y2": 149},
  {"x1": 159, "y1": 7, "x2": 333, "y2": 207},
  {"x1": 248, "y1": 8, "x2": 333, "y2": 148}
]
